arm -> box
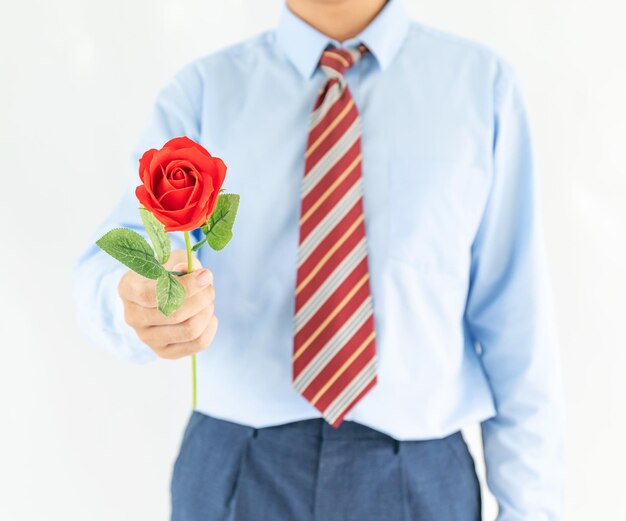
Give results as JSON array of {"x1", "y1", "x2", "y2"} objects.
[
  {"x1": 465, "y1": 60, "x2": 565, "y2": 520},
  {"x1": 72, "y1": 64, "x2": 207, "y2": 363}
]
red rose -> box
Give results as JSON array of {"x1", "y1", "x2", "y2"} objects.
[{"x1": 135, "y1": 137, "x2": 227, "y2": 232}]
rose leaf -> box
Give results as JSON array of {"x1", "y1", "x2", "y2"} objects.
[
  {"x1": 204, "y1": 193, "x2": 240, "y2": 251},
  {"x1": 156, "y1": 272, "x2": 186, "y2": 316},
  {"x1": 191, "y1": 237, "x2": 207, "y2": 252},
  {"x1": 139, "y1": 207, "x2": 171, "y2": 264},
  {"x1": 96, "y1": 228, "x2": 164, "y2": 280}
]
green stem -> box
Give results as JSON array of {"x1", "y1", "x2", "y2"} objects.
[
  {"x1": 183, "y1": 231, "x2": 197, "y2": 410},
  {"x1": 184, "y1": 231, "x2": 194, "y2": 274}
]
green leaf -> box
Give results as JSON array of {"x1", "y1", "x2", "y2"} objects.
[
  {"x1": 156, "y1": 272, "x2": 186, "y2": 316},
  {"x1": 203, "y1": 193, "x2": 240, "y2": 251},
  {"x1": 191, "y1": 237, "x2": 207, "y2": 252},
  {"x1": 96, "y1": 228, "x2": 164, "y2": 280},
  {"x1": 139, "y1": 207, "x2": 171, "y2": 264}
]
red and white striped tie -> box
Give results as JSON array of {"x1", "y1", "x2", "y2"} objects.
[{"x1": 293, "y1": 45, "x2": 377, "y2": 428}]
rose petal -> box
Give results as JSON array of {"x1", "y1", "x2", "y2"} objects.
[
  {"x1": 165, "y1": 161, "x2": 198, "y2": 189},
  {"x1": 163, "y1": 137, "x2": 213, "y2": 158},
  {"x1": 151, "y1": 147, "x2": 215, "y2": 178},
  {"x1": 155, "y1": 203, "x2": 200, "y2": 232},
  {"x1": 155, "y1": 168, "x2": 172, "y2": 198},
  {"x1": 138, "y1": 148, "x2": 157, "y2": 181},
  {"x1": 210, "y1": 156, "x2": 227, "y2": 195},
  {"x1": 194, "y1": 157, "x2": 226, "y2": 221},
  {"x1": 151, "y1": 164, "x2": 178, "y2": 198},
  {"x1": 169, "y1": 170, "x2": 187, "y2": 188},
  {"x1": 148, "y1": 148, "x2": 172, "y2": 179},
  {"x1": 135, "y1": 184, "x2": 165, "y2": 215},
  {"x1": 183, "y1": 167, "x2": 205, "y2": 206},
  {"x1": 185, "y1": 177, "x2": 216, "y2": 227},
  {"x1": 185, "y1": 157, "x2": 226, "y2": 224},
  {"x1": 158, "y1": 186, "x2": 195, "y2": 211}
]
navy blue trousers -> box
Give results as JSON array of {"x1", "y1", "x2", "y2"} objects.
[{"x1": 171, "y1": 412, "x2": 481, "y2": 520}]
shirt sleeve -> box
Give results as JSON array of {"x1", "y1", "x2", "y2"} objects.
[
  {"x1": 72, "y1": 63, "x2": 202, "y2": 363},
  {"x1": 464, "y1": 60, "x2": 565, "y2": 520}
]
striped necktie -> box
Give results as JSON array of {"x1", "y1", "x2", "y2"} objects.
[{"x1": 293, "y1": 44, "x2": 378, "y2": 428}]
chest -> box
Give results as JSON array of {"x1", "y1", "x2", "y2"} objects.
[{"x1": 198, "y1": 65, "x2": 493, "y2": 283}]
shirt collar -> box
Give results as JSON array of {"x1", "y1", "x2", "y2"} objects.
[{"x1": 276, "y1": 0, "x2": 411, "y2": 79}]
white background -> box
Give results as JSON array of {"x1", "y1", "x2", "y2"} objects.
[{"x1": 1, "y1": 0, "x2": 625, "y2": 519}]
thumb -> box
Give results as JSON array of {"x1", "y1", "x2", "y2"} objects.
[{"x1": 177, "y1": 267, "x2": 213, "y2": 297}]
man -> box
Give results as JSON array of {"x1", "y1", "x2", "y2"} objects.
[{"x1": 74, "y1": 0, "x2": 564, "y2": 519}]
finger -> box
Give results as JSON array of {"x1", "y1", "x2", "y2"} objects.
[
  {"x1": 142, "y1": 305, "x2": 214, "y2": 346},
  {"x1": 176, "y1": 268, "x2": 214, "y2": 299},
  {"x1": 125, "y1": 285, "x2": 215, "y2": 327},
  {"x1": 157, "y1": 315, "x2": 219, "y2": 359},
  {"x1": 118, "y1": 272, "x2": 158, "y2": 308},
  {"x1": 119, "y1": 263, "x2": 211, "y2": 308}
]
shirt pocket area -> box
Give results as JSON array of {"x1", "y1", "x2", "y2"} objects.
[{"x1": 388, "y1": 157, "x2": 490, "y2": 281}]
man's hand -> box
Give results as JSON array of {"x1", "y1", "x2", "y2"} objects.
[{"x1": 118, "y1": 249, "x2": 218, "y2": 359}]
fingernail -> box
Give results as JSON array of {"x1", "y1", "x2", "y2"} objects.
[
  {"x1": 172, "y1": 263, "x2": 187, "y2": 272},
  {"x1": 196, "y1": 269, "x2": 212, "y2": 286}
]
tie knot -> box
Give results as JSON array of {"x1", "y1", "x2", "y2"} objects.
[{"x1": 319, "y1": 44, "x2": 368, "y2": 79}]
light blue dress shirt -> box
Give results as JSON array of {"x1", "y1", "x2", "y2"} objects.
[{"x1": 73, "y1": 1, "x2": 564, "y2": 518}]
